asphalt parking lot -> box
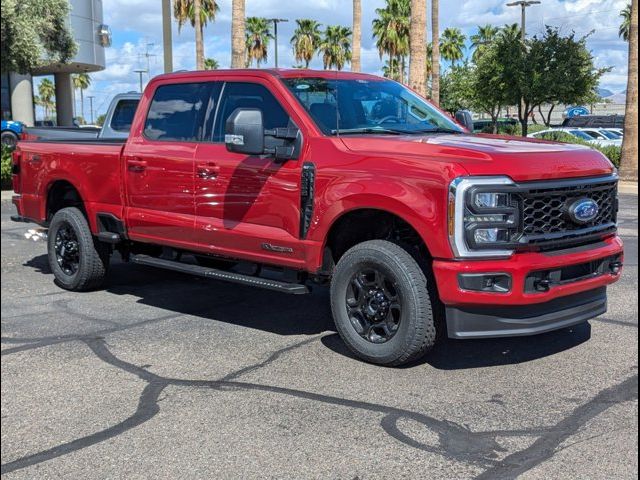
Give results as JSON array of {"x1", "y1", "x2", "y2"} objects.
[{"x1": 1, "y1": 194, "x2": 638, "y2": 479}]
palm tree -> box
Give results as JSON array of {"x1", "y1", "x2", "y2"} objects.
[
  {"x1": 291, "y1": 19, "x2": 322, "y2": 68},
  {"x1": 500, "y1": 23, "x2": 521, "y2": 42},
  {"x1": 38, "y1": 79, "x2": 55, "y2": 120},
  {"x1": 440, "y1": 27, "x2": 466, "y2": 67},
  {"x1": 408, "y1": 0, "x2": 427, "y2": 96},
  {"x1": 204, "y1": 58, "x2": 219, "y2": 69},
  {"x1": 620, "y1": 0, "x2": 638, "y2": 181},
  {"x1": 431, "y1": 0, "x2": 440, "y2": 105},
  {"x1": 352, "y1": 0, "x2": 362, "y2": 71},
  {"x1": 471, "y1": 24, "x2": 499, "y2": 63},
  {"x1": 319, "y1": 25, "x2": 352, "y2": 70},
  {"x1": 425, "y1": 42, "x2": 433, "y2": 81},
  {"x1": 173, "y1": 0, "x2": 219, "y2": 69},
  {"x1": 620, "y1": 3, "x2": 631, "y2": 41},
  {"x1": 383, "y1": 57, "x2": 402, "y2": 79},
  {"x1": 245, "y1": 17, "x2": 272, "y2": 67},
  {"x1": 231, "y1": 0, "x2": 246, "y2": 68},
  {"x1": 72, "y1": 73, "x2": 91, "y2": 121},
  {"x1": 372, "y1": 0, "x2": 411, "y2": 83}
]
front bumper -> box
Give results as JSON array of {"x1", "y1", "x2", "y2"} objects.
[{"x1": 433, "y1": 235, "x2": 624, "y2": 338}]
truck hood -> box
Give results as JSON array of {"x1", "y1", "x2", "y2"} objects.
[{"x1": 339, "y1": 133, "x2": 615, "y2": 182}]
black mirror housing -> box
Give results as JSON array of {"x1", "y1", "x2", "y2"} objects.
[
  {"x1": 225, "y1": 108, "x2": 265, "y2": 155},
  {"x1": 455, "y1": 110, "x2": 474, "y2": 132}
]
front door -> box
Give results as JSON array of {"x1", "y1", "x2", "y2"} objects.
[
  {"x1": 124, "y1": 81, "x2": 214, "y2": 248},
  {"x1": 193, "y1": 81, "x2": 306, "y2": 268}
]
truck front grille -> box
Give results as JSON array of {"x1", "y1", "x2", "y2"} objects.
[{"x1": 515, "y1": 176, "x2": 618, "y2": 249}]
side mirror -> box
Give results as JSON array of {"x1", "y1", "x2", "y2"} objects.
[
  {"x1": 225, "y1": 108, "x2": 265, "y2": 155},
  {"x1": 455, "y1": 110, "x2": 474, "y2": 132}
]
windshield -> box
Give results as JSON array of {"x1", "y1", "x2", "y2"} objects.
[
  {"x1": 283, "y1": 77, "x2": 463, "y2": 135},
  {"x1": 600, "y1": 129, "x2": 621, "y2": 139}
]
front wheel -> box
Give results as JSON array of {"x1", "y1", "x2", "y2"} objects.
[
  {"x1": 330, "y1": 240, "x2": 436, "y2": 366},
  {"x1": 47, "y1": 207, "x2": 110, "y2": 291}
]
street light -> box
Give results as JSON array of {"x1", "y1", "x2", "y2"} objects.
[
  {"x1": 134, "y1": 69, "x2": 147, "y2": 93},
  {"x1": 267, "y1": 18, "x2": 289, "y2": 68},
  {"x1": 87, "y1": 95, "x2": 95, "y2": 124},
  {"x1": 506, "y1": 1, "x2": 541, "y2": 41}
]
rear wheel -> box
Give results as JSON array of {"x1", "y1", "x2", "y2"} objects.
[
  {"x1": 330, "y1": 240, "x2": 436, "y2": 366},
  {"x1": 47, "y1": 207, "x2": 110, "y2": 291},
  {"x1": 1, "y1": 131, "x2": 18, "y2": 149}
]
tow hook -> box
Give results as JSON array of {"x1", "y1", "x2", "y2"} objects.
[
  {"x1": 534, "y1": 278, "x2": 552, "y2": 292},
  {"x1": 610, "y1": 261, "x2": 623, "y2": 275}
]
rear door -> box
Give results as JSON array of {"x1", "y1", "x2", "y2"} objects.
[
  {"x1": 124, "y1": 81, "x2": 215, "y2": 248},
  {"x1": 193, "y1": 80, "x2": 307, "y2": 267}
]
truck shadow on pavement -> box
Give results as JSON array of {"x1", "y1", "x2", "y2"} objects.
[{"x1": 24, "y1": 253, "x2": 591, "y2": 369}]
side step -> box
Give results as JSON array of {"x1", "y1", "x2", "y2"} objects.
[{"x1": 131, "y1": 255, "x2": 310, "y2": 295}]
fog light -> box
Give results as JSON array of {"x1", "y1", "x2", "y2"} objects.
[
  {"x1": 474, "y1": 228, "x2": 509, "y2": 244},
  {"x1": 458, "y1": 273, "x2": 512, "y2": 293}
]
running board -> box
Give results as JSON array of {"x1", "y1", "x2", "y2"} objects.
[{"x1": 132, "y1": 255, "x2": 310, "y2": 295}]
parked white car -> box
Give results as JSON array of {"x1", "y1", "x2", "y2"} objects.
[
  {"x1": 527, "y1": 128, "x2": 620, "y2": 147},
  {"x1": 575, "y1": 128, "x2": 623, "y2": 146}
]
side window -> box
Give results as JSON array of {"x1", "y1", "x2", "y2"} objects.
[
  {"x1": 144, "y1": 83, "x2": 215, "y2": 141},
  {"x1": 213, "y1": 82, "x2": 291, "y2": 142},
  {"x1": 110, "y1": 99, "x2": 139, "y2": 132}
]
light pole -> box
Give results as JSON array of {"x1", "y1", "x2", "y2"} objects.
[
  {"x1": 87, "y1": 95, "x2": 95, "y2": 124},
  {"x1": 161, "y1": 0, "x2": 173, "y2": 73},
  {"x1": 506, "y1": 1, "x2": 541, "y2": 41},
  {"x1": 267, "y1": 18, "x2": 288, "y2": 68},
  {"x1": 134, "y1": 69, "x2": 147, "y2": 93}
]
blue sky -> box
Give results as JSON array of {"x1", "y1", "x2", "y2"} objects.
[{"x1": 36, "y1": 0, "x2": 631, "y2": 120}]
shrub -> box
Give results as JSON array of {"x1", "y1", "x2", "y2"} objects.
[{"x1": 1, "y1": 146, "x2": 12, "y2": 190}]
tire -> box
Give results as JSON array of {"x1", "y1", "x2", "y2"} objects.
[
  {"x1": 1, "y1": 131, "x2": 18, "y2": 149},
  {"x1": 47, "y1": 207, "x2": 110, "y2": 291},
  {"x1": 330, "y1": 240, "x2": 436, "y2": 367}
]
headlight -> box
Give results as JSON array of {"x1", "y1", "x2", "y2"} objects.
[{"x1": 448, "y1": 177, "x2": 520, "y2": 258}]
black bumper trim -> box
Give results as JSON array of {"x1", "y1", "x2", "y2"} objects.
[{"x1": 446, "y1": 287, "x2": 607, "y2": 339}]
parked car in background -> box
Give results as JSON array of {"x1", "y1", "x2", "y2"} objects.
[
  {"x1": 1, "y1": 120, "x2": 24, "y2": 148},
  {"x1": 23, "y1": 93, "x2": 141, "y2": 142},
  {"x1": 576, "y1": 128, "x2": 623, "y2": 146},
  {"x1": 562, "y1": 114, "x2": 624, "y2": 129},
  {"x1": 603, "y1": 128, "x2": 624, "y2": 139},
  {"x1": 527, "y1": 128, "x2": 619, "y2": 147}
]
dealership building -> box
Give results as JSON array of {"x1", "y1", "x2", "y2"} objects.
[{"x1": 0, "y1": 0, "x2": 110, "y2": 126}]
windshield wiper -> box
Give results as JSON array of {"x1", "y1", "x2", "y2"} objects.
[
  {"x1": 330, "y1": 127, "x2": 406, "y2": 136},
  {"x1": 412, "y1": 127, "x2": 465, "y2": 134}
]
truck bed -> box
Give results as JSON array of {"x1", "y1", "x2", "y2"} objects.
[{"x1": 14, "y1": 139, "x2": 126, "y2": 230}]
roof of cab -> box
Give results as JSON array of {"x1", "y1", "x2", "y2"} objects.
[{"x1": 152, "y1": 68, "x2": 385, "y2": 82}]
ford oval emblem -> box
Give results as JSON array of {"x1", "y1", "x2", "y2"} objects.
[{"x1": 568, "y1": 198, "x2": 599, "y2": 224}]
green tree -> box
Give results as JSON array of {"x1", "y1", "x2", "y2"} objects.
[
  {"x1": 290, "y1": 19, "x2": 322, "y2": 68},
  {"x1": 490, "y1": 27, "x2": 606, "y2": 136},
  {"x1": 319, "y1": 25, "x2": 352, "y2": 70},
  {"x1": 499, "y1": 23, "x2": 521, "y2": 42},
  {"x1": 620, "y1": 3, "x2": 631, "y2": 41},
  {"x1": 1, "y1": 0, "x2": 77, "y2": 74},
  {"x1": 470, "y1": 24, "x2": 499, "y2": 63},
  {"x1": 472, "y1": 46, "x2": 509, "y2": 133},
  {"x1": 372, "y1": 0, "x2": 410, "y2": 82},
  {"x1": 439, "y1": 64, "x2": 475, "y2": 115},
  {"x1": 440, "y1": 27, "x2": 466, "y2": 67},
  {"x1": 173, "y1": 0, "x2": 219, "y2": 69},
  {"x1": 204, "y1": 57, "x2": 219, "y2": 69},
  {"x1": 245, "y1": 17, "x2": 272, "y2": 67},
  {"x1": 38, "y1": 79, "x2": 55, "y2": 119},
  {"x1": 72, "y1": 73, "x2": 91, "y2": 121}
]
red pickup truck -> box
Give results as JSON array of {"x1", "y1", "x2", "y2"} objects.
[{"x1": 11, "y1": 69, "x2": 623, "y2": 366}]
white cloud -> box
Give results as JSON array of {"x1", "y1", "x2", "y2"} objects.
[{"x1": 80, "y1": 0, "x2": 630, "y2": 116}]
